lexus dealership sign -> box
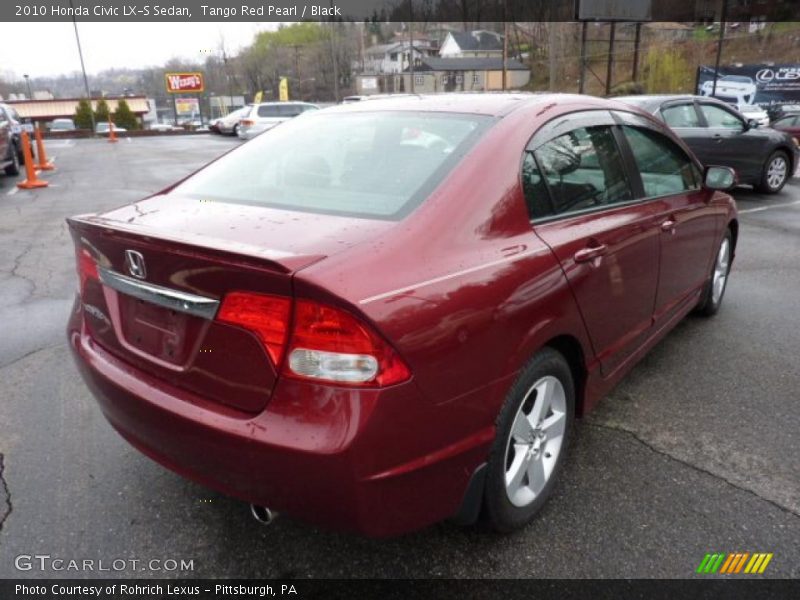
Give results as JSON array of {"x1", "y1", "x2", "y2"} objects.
[
  {"x1": 165, "y1": 72, "x2": 205, "y2": 93},
  {"x1": 697, "y1": 64, "x2": 800, "y2": 108}
]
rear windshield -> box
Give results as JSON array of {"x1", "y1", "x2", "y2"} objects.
[{"x1": 172, "y1": 111, "x2": 492, "y2": 219}]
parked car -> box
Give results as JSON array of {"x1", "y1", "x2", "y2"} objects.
[
  {"x1": 767, "y1": 103, "x2": 800, "y2": 124},
  {"x1": 0, "y1": 108, "x2": 20, "y2": 175},
  {"x1": 49, "y1": 118, "x2": 76, "y2": 131},
  {"x1": 700, "y1": 75, "x2": 757, "y2": 105},
  {"x1": 149, "y1": 122, "x2": 182, "y2": 132},
  {"x1": 617, "y1": 95, "x2": 798, "y2": 193},
  {"x1": 210, "y1": 107, "x2": 251, "y2": 136},
  {"x1": 341, "y1": 95, "x2": 367, "y2": 104},
  {"x1": 237, "y1": 101, "x2": 319, "y2": 139},
  {"x1": 737, "y1": 104, "x2": 769, "y2": 128},
  {"x1": 67, "y1": 93, "x2": 738, "y2": 536},
  {"x1": 0, "y1": 102, "x2": 34, "y2": 165},
  {"x1": 95, "y1": 122, "x2": 127, "y2": 135},
  {"x1": 771, "y1": 114, "x2": 800, "y2": 142}
]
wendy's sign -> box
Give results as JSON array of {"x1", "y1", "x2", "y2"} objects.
[{"x1": 165, "y1": 72, "x2": 205, "y2": 93}]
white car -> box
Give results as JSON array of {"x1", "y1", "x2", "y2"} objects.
[
  {"x1": 95, "y1": 122, "x2": 127, "y2": 134},
  {"x1": 737, "y1": 104, "x2": 770, "y2": 128},
  {"x1": 237, "y1": 102, "x2": 319, "y2": 140},
  {"x1": 701, "y1": 75, "x2": 757, "y2": 105},
  {"x1": 213, "y1": 106, "x2": 251, "y2": 136},
  {"x1": 149, "y1": 122, "x2": 182, "y2": 132}
]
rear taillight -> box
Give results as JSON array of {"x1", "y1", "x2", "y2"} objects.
[
  {"x1": 76, "y1": 247, "x2": 98, "y2": 295},
  {"x1": 240, "y1": 119, "x2": 255, "y2": 127},
  {"x1": 285, "y1": 300, "x2": 410, "y2": 386},
  {"x1": 217, "y1": 292, "x2": 291, "y2": 366},
  {"x1": 215, "y1": 293, "x2": 410, "y2": 387}
]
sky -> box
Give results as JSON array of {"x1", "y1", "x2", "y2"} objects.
[{"x1": 0, "y1": 22, "x2": 278, "y2": 79}]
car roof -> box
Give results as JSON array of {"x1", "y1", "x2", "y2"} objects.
[
  {"x1": 615, "y1": 94, "x2": 739, "y2": 112},
  {"x1": 255, "y1": 101, "x2": 317, "y2": 107},
  {"x1": 322, "y1": 93, "x2": 620, "y2": 118}
]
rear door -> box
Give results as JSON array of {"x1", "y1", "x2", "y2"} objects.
[
  {"x1": 614, "y1": 112, "x2": 719, "y2": 323},
  {"x1": 524, "y1": 111, "x2": 661, "y2": 376},
  {"x1": 660, "y1": 101, "x2": 709, "y2": 162},
  {"x1": 257, "y1": 104, "x2": 282, "y2": 128}
]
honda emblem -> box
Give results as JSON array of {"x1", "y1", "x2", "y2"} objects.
[{"x1": 124, "y1": 250, "x2": 147, "y2": 279}]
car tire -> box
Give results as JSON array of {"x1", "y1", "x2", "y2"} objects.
[
  {"x1": 757, "y1": 150, "x2": 790, "y2": 194},
  {"x1": 4, "y1": 144, "x2": 20, "y2": 176},
  {"x1": 232, "y1": 125, "x2": 238, "y2": 137},
  {"x1": 483, "y1": 348, "x2": 575, "y2": 533},
  {"x1": 696, "y1": 229, "x2": 733, "y2": 317}
]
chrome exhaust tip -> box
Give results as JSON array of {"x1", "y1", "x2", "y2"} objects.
[{"x1": 250, "y1": 504, "x2": 277, "y2": 525}]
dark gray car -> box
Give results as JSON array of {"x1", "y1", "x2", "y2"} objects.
[{"x1": 616, "y1": 95, "x2": 798, "y2": 193}]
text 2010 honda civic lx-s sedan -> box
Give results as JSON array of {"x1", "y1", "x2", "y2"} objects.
[{"x1": 67, "y1": 94, "x2": 738, "y2": 536}]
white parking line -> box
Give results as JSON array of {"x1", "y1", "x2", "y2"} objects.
[
  {"x1": 6, "y1": 186, "x2": 19, "y2": 196},
  {"x1": 739, "y1": 200, "x2": 800, "y2": 214}
]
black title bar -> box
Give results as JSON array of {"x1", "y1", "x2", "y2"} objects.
[{"x1": 5, "y1": 0, "x2": 800, "y2": 23}]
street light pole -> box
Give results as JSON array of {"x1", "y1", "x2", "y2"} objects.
[
  {"x1": 69, "y1": 0, "x2": 95, "y2": 134},
  {"x1": 23, "y1": 74, "x2": 32, "y2": 99}
]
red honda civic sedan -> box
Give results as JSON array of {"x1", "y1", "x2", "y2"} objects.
[{"x1": 67, "y1": 94, "x2": 738, "y2": 536}]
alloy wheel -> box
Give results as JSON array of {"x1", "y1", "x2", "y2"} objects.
[
  {"x1": 767, "y1": 156, "x2": 788, "y2": 190},
  {"x1": 712, "y1": 237, "x2": 730, "y2": 305},
  {"x1": 504, "y1": 375, "x2": 567, "y2": 508}
]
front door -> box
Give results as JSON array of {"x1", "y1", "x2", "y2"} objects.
[{"x1": 615, "y1": 120, "x2": 719, "y2": 322}]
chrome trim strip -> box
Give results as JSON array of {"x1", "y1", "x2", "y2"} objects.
[{"x1": 98, "y1": 266, "x2": 220, "y2": 320}]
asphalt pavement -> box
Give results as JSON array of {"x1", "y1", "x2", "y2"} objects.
[{"x1": 0, "y1": 136, "x2": 797, "y2": 579}]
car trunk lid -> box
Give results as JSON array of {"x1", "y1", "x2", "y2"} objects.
[{"x1": 68, "y1": 195, "x2": 393, "y2": 413}]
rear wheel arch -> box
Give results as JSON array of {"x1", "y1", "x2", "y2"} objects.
[
  {"x1": 728, "y1": 219, "x2": 739, "y2": 254},
  {"x1": 775, "y1": 145, "x2": 795, "y2": 173},
  {"x1": 543, "y1": 335, "x2": 588, "y2": 417}
]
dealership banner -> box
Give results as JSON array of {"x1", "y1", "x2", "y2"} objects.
[{"x1": 697, "y1": 64, "x2": 800, "y2": 109}]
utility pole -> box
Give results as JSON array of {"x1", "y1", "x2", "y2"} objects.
[
  {"x1": 502, "y1": 7, "x2": 508, "y2": 91},
  {"x1": 69, "y1": 0, "x2": 95, "y2": 133},
  {"x1": 548, "y1": 23, "x2": 557, "y2": 90},
  {"x1": 632, "y1": 22, "x2": 642, "y2": 83},
  {"x1": 409, "y1": 1, "x2": 415, "y2": 93},
  {"x1": 578, "y1": 21, "x2": 587, "y2": 93},
  {"x1": 605, "y1": 22, "x2": 616, "y2": 96},
  {"x1": 328, "y1": 12, "x2": 340, "y2": 102},
  {"x1": 711, "y1": 0, "x2": 728, "y2": 98}
]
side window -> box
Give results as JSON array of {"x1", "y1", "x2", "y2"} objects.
[
  {"x1": 622, "y1": 126, "x2": 701, "y2": 197},
  {"x1": 533, "y1": 126, "x2": 633, "y2": 216},
  {"x1": 774, "y1": 116, "x2": 797, "y2": 128},
  {"x1": 257, "y1": 105, "x2": 281, "y2": 118},
  {"x1": 701, "y1": 105, "x2": 743, "y2": 129},
  {"x1": 662, "y1": 104, "x2": 701, "y2": 128},
  {"x1": 521, "y1": 152, "x2": 553, "y2": 220}
]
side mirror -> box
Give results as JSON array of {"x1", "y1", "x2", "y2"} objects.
[
  {"x1": 704, "y1": 166, "x2": 737, "y2": 191},
  {"x1": 746, "y1": 118, "x2": 760, "y2": 130}
]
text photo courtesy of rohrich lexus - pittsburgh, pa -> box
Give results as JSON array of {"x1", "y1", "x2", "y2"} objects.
[{"x1": 1, "y1": 0, "x2": 800, "y2": 598}]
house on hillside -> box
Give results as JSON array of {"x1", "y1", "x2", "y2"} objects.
[
  {"x1": 355, "y1": 57, "x2": 530, "y2": 95},
  {"x1": 363, "y1": 41, "x2": 437, "y2": 74},
  {"x1": 439, "y1": 30, "x2": 504, "y2": 58}
]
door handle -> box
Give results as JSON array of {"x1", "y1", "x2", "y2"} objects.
[
  {"x1": 574, "y1": 244, "x2": 607, "y2": 263},
  {"x1": 661, "y1": 219, "x2": 677, "y2": 234}
]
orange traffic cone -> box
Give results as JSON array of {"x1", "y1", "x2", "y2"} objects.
[
  {"x1": 34, "y1": 125, "x2": 55, "y2": 171},
  {"x1": 108, "y1": 115, "x2": 118, "y2": 143},
  {"x1": 16, "y1": 131, "x2": 48, "y2": 190}
]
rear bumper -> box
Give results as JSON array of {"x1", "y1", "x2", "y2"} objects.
[{"x1": 68, "y1": 300, "x2": 493, "y2": 536}]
